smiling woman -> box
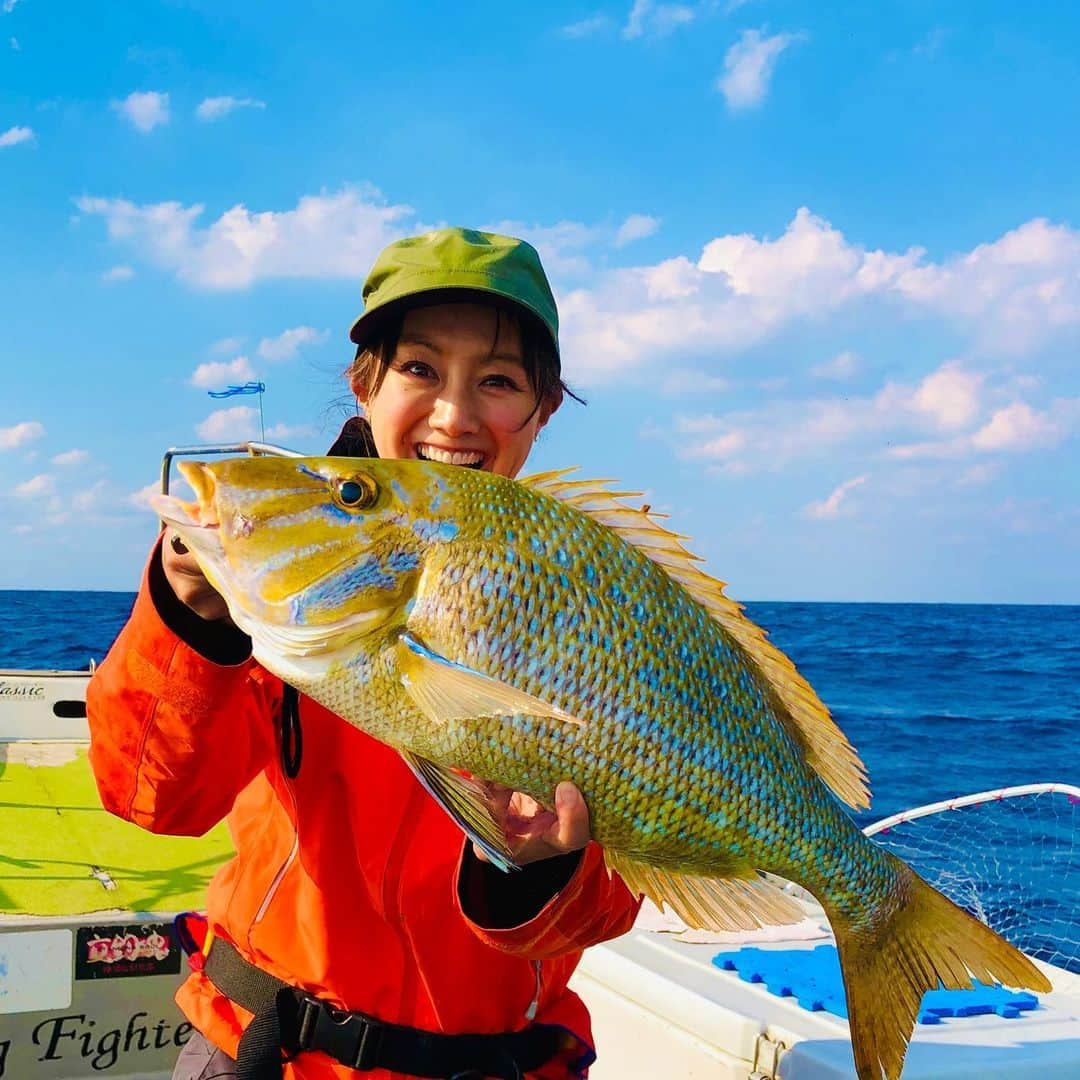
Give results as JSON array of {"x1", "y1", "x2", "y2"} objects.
[
  {"x1": 352, "y1": 302, "x2": 562, "y2": 478},
  {"x1": 345, "y1": 227, "x2": 578, "y2": 483},
  {"x1": 86, "y1": 226, "x2": 640, "y2": 1080}
]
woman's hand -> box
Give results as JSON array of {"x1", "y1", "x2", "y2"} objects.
[
  {"x1": 161, "y1": 530, "x2": 233, "y2": 623},
  {"x1": 475, "y1": 781, "x2": 591, "y2": 866}
]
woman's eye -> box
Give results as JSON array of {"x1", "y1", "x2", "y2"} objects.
[
  {"x1": 483, "y1": 374, "x2": 522, "y2": 391},
  {"x1": 398, "y1": 359, "x2": 435, "y2": 378}
]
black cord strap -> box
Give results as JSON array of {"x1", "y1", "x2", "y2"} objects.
[{"x1": 279, "y1": 683, "x2": 302, "y2": 779}]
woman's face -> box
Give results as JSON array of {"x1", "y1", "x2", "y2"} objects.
[{"x1": 354, "y1": 302, "x2": 557, "y2": 479}]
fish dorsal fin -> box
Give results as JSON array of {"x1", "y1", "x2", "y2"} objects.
[
  {"x1": 521, "y1": 470, "x2": 870, "y2": 810},
  {"x1": 603, "y1": 849, "x2": 804, "y2": 932}
]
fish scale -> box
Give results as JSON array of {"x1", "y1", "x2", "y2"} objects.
[
  {"x1": 155, "y1": 454, "x2": 1051, "y2": 1080},
  {"x1": 380, "y1": 478, "x2": 865, "y2": 889}
]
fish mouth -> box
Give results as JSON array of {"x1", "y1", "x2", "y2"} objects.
[
  {"x1": 149, "y1": 462, "x2": 230, "y2": 604},
  {"x1": 150, "y1": 461, "x2": 221, "y2": 533},
  {"x1": 414, "y1": 443, "x2": 486, "y2": 470}
]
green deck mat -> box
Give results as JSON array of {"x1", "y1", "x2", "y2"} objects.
[{"x1": 0, "y1": 746, "x2": 234, "y2": 917}]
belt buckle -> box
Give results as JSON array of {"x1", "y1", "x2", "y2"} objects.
[{"x1": 300, "y1": 995, "x2": 382, "y2": 1072}]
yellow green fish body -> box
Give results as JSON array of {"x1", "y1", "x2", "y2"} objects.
[{"x1": 155, "y1": 455, "x2": 1050, "y2": 1080}]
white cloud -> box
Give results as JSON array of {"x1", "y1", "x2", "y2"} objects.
[
  {"x1": 0, "y1": 125, "x2": 34, "y2": 147},
  {"x1": 641, "y1": 255, "x2": 700, "y2": 300},
  {"x1": 266, "y1": 421, "x2": 314, "y2": 441},
  {"x1": 0, "y1": 420, "x2": 45, "y2": 449},
  {"x1": 887, "y1": 398, "x2": 1078, "y2": 460},
  {"x1": 671, "y1": 361, "x2": 1030, "y2": 474},
  {"x1": 909, "y1": 362, "x2": 982, "y2": 429},
  {"x1": 560, "y1": 13, "x2": 611, "y2": 37},
  {"x1": 957, "y1": 462, "x2": 997, "y2": 487},
  {"x1": 102, "y1": 264, "x2": 134, "y2": 283},
  {"x1": 257, "y1": 325, "x2": 330, "y2": 361},
  {"x1": 485, "y1": 217, "x2": 600, "y2": 277},
  {"x1": 52, "y1": 449, "x2": 88, "y2": 466},
  {"x1": 890, "y1": 218, "x2": 1080, "y2": 352},
  {"x1": 811, "y1": 350, "x2": 859, "y2": 380},
  {"x1": 210, "y1": 335, "x2": 245, "y2": 355},
  {"x1": 698, "y1": 206, "x2": 872, "y2": 294},
  {"x1": 190, "y1": 356, "x2": 257, "y2": 390},
  {"x1": 560, "y1": 208, "x2": 921, "y2": 380},
  {"x1": 804, "y1": 475, "x2": 868, "y2": 519},
  {"x1": 2, "y1": 0, "x2": 19, "y2": 13},
  {"x1": 76, "y1": 185, "x2": 415, "y2": 290},
  {"x1": 914, "y1": 27, "x2": 948, "y2": 59},
  {"x1": 112, "y1": 91, "x2": 170, "y2": 133},
  {"x1": 660, "y1": 367, "x2": 731, "y2": 396},
  {"x1": 195, "y1": 96, "x2": 266, "y2": 122},
  {"x1": 128, "y1": 481, "x2": 161, "y2": 510},
  {"x1": 717, "y1": 28, "x2": 804, "y2": 111},
  {"x1": 624, "y1": 0, "x2": 695, "y2": 39},
  {"x1": 14, "y1": 473, "x2": 54, "y2": 497},
  {"x1": 614, "y1": 213, "x2": 660, "y2": 248},
  {"x1": 691, "y1": 429, "x2": 746, "y2": 461},
  {"x1": 72, "y1": 479, "x2": 107, "y2": 513},
  {"x1": 197, "y1": 406, "x2": 259, "y2": 441},
  {"x1": 558, "y1": 208, "x2": 1080, "y2": 382},
  {"x1": 969, "y1": 402, "x2": 1057, "y2": 452},
  {"x1": 9, "y1": 36, "x2": 17, "y2": 50}
]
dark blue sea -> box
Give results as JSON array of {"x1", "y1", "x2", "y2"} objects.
[{"x1": 2, "y1": 592, "x2": 1077, "y2": 967}]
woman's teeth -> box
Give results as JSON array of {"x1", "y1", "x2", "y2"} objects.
[{"x1": 416, "y1": 445, "x2": 485, "y2": 469}]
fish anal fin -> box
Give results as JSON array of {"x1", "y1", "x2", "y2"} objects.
[
  {"x1": 603, "y1": 849, "x2": 804, "y2": 932},
  {"x1": 399, "y1": 750, "x2": 520, "y2": 873},
  {"x1": 393, "y1": 632, "x2": 584, "y2": 728}
]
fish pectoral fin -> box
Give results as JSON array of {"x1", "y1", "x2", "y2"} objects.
[
  {"x1": 394, "y1": 632, "x2": 584, "y2": 728},
  {"x1": 604, "y1": 849, "x2": 805, "y2": 932},
  {"x1": 399, "y1": 750, "x2": 520, "y2": 874}
]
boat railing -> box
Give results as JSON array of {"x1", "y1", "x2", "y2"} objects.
[{"x1": 160, "y1": 441, "x2": 304, "y2": 496}]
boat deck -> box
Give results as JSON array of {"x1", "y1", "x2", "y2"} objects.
[{"x1": 0, "y1": 741, "x2": 232, "y2": 920}]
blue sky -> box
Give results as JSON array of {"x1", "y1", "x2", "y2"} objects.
[{"x1": 2, "y1": 1, "x2": 1077, "y2": 601}]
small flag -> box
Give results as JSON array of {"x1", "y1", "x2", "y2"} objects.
[{"x1": 207, "y1": 381, "x2": 266, "y2": 399}]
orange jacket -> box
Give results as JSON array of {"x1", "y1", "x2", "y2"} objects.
[{"x1": 87, "y1": 546, "x2": 640, "y2": 1079}]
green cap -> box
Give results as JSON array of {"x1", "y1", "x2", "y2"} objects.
[{"x1": 348, "y1": 227, "x2": 559, "y2": 356}]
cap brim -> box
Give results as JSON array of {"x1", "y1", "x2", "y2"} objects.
[{"x1": 349, "y1": 286, "x2": 558, "y2": 355}]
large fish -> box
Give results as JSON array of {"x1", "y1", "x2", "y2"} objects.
[{"x1": 154, "y1": 455, "x2": 1050, "y2": 1080}]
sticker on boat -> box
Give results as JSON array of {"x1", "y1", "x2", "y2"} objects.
[{"x1": 74, "y1": 924, "x2": 180, "y2": 981}]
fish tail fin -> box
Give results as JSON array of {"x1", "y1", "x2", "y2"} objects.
[{"x1": 831, "y1": 857, "x2": 1051, "y2": 1080}]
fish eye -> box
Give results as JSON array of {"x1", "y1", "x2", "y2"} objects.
[{"x1": 334, "y1": 475, "x2": 377, "y2": 509}]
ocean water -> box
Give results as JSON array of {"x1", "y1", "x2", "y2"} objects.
[
  {"x1": 2, "y1": 592, "x2": 1077, "y2": 965},
  {"x1": 8, "y1": 592, "x2": 1073, "y2": 823}
]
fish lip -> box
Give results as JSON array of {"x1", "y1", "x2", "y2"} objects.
[
  {"x1": 177, "y1": 461, "x2": 221, "y2": 527},
  {"x1": 149, "y1": 461, "x2": 222, "y2": 530},
  {"x1": 149, "y1": 491, "x2": 197, "y2": 529}
]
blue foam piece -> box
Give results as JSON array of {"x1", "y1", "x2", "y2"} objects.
[{"x1": 711, "y1": 945, "x2": 1040, "y2": 1024}]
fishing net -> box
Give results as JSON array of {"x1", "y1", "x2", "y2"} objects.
[{"x1": 865, "y1": 784, "x2": 1080, "y2": 975}]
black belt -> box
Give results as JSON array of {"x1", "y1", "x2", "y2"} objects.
[{"x1": 203, "y1": 937, "x2": 564, "y2": 1080}]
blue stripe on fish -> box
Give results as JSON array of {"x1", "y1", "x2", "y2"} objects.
[{"x1": 302, "y1": 551, "x2": 419, "y2": 614}]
